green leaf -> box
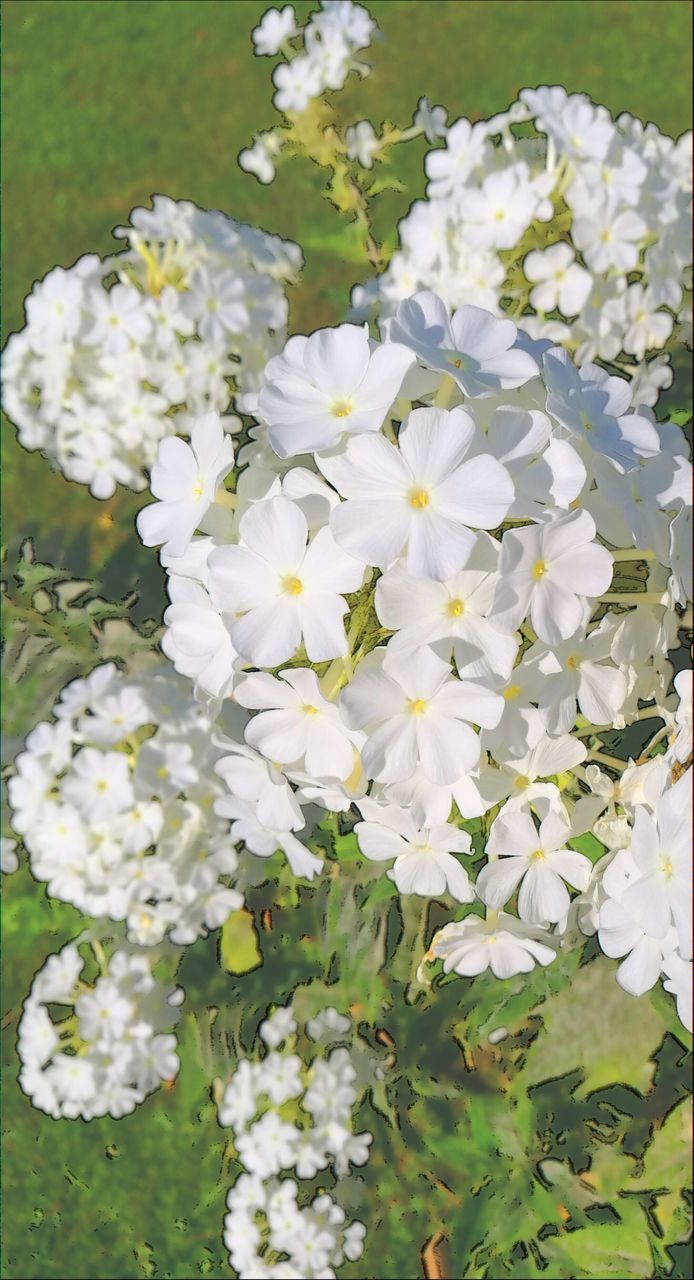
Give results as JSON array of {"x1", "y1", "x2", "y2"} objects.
[
  {"x1": 540, "y1": 1203, "x2": 655, "y2": 1278},
  {"x1": 569, "y1": 832, "x2": 606, "y2": 860},
  {"x1": 521, "y1": 958, "x2": 668, "y2": 1095},
  {"x1": 218, "y1": 908, "x2": 262, "y2": 975},
  {"x1": 630, "y1": 1097, "x2": 693, "y2": 1244}
]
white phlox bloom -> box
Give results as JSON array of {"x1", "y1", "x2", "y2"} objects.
[
  {"x1": 218, "y1": 1002, "x2": 370, "y2": 1277},
  {"x1": 208, "y1": 496, "x2": 364, "y2": 666},
  {"x1": 354, "y1": 91, "x2": 691, "y2": 402},
  {"x1": 490, "y1": 509, "x2": 614, "y2": 645},
  {"x1": 252, "y1": 6, "x2": 298, "y2": 56},
  {"x1": 374, "y1": 531, "x2": 518, "y2": 677},
  {"x1": 431, "y1": 912, "x2": 557, "y2": 979},
  {"x1": 596, "y1": 848, "x2": 679, "y2": 997},
  {"x1": 388, "y1": 291, "x2": 539, "y2": 396},
  {"x1": 235, "y1": 668, "x2": 361, "y2": 781},
  {"x1": 522, "y1": 622, "x2": 629, "y2": 735},
  {"x1": 477, "y1": 805, "x2": 592, "y2": 924},
  {"x1": 321, "y1": 407, "x2": 514, "y2": 580},
  {"x1": 17, "y1": 943, "x2": 181, "y2": 1120},
  {"x1": 136, "y1": 412, "x2": 234, "y2": 557},
  {"x1": 355, "y1": 799, "x2": 474, "y2": 901},
  {"x1": 340, "y1": 646, "x2": 504, "y2": 784},
  {"x1": 258, "y1": 324, "x2": 414, "y2": 457},
  {"x1": 3, "y1": 197, "x2": 301, "y2": 493},
  {"x1": 7, "y1": 666, "x2": 243, "y2": 946}
]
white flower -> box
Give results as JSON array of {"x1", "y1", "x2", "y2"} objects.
[
  {"x1": 258, "y1": 1051, "x2": 303, "y2": 1105},
  {"x1": 490, "y1": 509, "x2": 614, "y2": 645},
  {"x1": 619, "y1": 775, "x2": 692, "y2": 957},
  {"x1": 235, "y1": 669, "x2": 359, "y2": 781},
  {"x1": 84, "y1": 283, "x2": 152, "y2": 355},
  {"x1": 355, "y1": 800, "x2": 474, "y2": 901},
  {"x1": 621, "y1": 283, "x2": 674, "y2": 360},
  {"x1": 524, "y1": 243, "x2": 592, "y2": 316},
  {"x1": 477, "y1": 807, "x2": 591, "y2": 924},
  {"x1": 340, "y1": 647, "x2": 503, "y2": 784},
  {"x1": 215, "y1": 743, "x2": 303, "y2": 834},
  {"x1": 375, "y1": 531, "x2": 517, "y2": 678},
  {"x1": 137, "y1": 413, "x2": 234, "y2": 558},
  {"x1": 208, "y1": 496, "x2": 364, "y2": 665},
  {"x1": 258, "y1": 325, "x2": 414, "y2": 458},
  {"x1": 239, "y1": 133, "x2": 279, "y2": 184},
  {"x1": 64, "y1": 432, "x2": 132, "y2": 499},
  {"x1": 543, "y1": 347, "x2": 660, "y2": 470},
  {"x1": 661, "y1": 952, "x2": 693, "y2": 1032},
  {"x1": 237, "y1": 1112, "x2": 298, "y2": 1177},
  {"x1": 162, "y1": 576, "x2": 240, "y2": 701},
  {"x1": 272, "y1": 55, "x2": 323, "y2": 113},
  {"x1": 414, "y1": 96, "x2": 448, "y2": 143},
  {"x1": 523, "y1": 624, "x2": 628, "y2": 735},
  {"x1": 389, "y1": 291, "x2": 539, "y2": 396},
  {"x1": 252, "y1": 5, "x2": 297, "y2": 55},
  {"x1": 260, "y1": 1005, "x2": 297, "y2": 1049},
  {"x1": 573, "y1": 206, "x2": 646, "y2": 273},
  {"x1": 432, "y1": 912, "x2": 557, "y2": 979},
  {"x1": 345, "y1": 120, "x2": 380, "y2": 168},
  {"x1": 322, "y1": 407, "x2": 514, "y2": 580},
  {"x1": 1, "y1": 837, "x2": 19, "y2": 875},
  {"x1": 60, "y1": 748, "x2": 134, "y2": 822},
  {"x1": 424, "y1": 117, "x2": 489, "y2": 195}
]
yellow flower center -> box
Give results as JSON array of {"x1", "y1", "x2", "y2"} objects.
[
  {"x1": 530, "y1": 848, "x2": 545, "y2": 862},
  {"x1": 514, "y1": 775, "x2": 531, "y2": 790},
  {"x1": 192, "y1": 476, "x2": 204, "y2": 498},
  {"x1": 447, "y1": 598, "x2": 464, "y2": 617},
  {"x1": 408, "y1": 698, "x2": 428, "y2": 715},
  {"x1": 157, "y1": 766, "x2": 169, "y2": 779},
  {"x1": 504, "y1": 683, "x2": 521, "y2": 701},
  {"x1": 302, "y1": 704, "x2": 319, "y2": 716},
  {"x1": 283, "y1": 576, "x2": 304, "y2": 597},
  {"x1": 96, "y1": 780, "x2": 109, "y2": 793},
  {"x1": 566, "y1": 654, "x2": 579, "y2": 670},
  {"x1": 409, "y1": 488, "x2": 430, "y2": 510},
  {"x1": 331, "y1": 399, "x2": 353, "y2": 419},
  {"x1": 532, "y1": 559, "x2": 547, "y2": 580},
  {"x1": 659, "y1": 857, "x2": 673, "y2": 879}
]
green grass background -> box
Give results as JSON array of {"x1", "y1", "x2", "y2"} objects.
[{"x1": 2, "y1": 2, "x2": 693, "y2": 1277}]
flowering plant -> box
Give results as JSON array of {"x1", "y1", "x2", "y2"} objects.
[{"x1": 3, "y1": 3, "x2": 692, "y2": 1277}]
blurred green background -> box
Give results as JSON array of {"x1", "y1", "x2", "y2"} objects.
[{"x1": 2, "y1": 2, "x2": 692, "y2": 1277}]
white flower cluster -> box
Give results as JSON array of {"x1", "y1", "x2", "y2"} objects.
[
  {"x1": 8, "y1": 662, "x2": 244, "y2": 946},
  {"x1": 17, "y1": 941, "x2": 182, "y2": 1119},
  {"x1": 138, "y1": 290, "x2": 691, "y2": 1026},
  {"x1": 586, "y1": 682, "x2": 692, "y2": 1028},
  {"x1": 353, "y1": 87, "x2": 692, "y2": 405},
  {"x1": 218, "y1": 1003, "x2": 370, "y2": 1279},
  {"x1": 2, "y1": 196, "x2": 301, "y2": 496},
  {"x1": 434, "y1": 731, "x2": 692, "y2": 1031},
  {"x1": 241, "y1": 1, "x2": 377, "y2": 183}
]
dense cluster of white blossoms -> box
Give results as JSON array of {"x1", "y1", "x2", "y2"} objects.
[
  {"x1": 2, "y1": 197, "x2": 300, "y2": 496},
  {"x1": 8, "y1": 663, "x2": 244, "y2": 946},
  {"x1": 351, "y1": 88, "x2": 692, "y2": 406},
  {"x1": 136, "y1": 288, "x2": 692, "y2": 1029},
  {"x1": 218, "y1": 1002, "x2": 370, "y2": 1278},
  {"x1": 240, "y1": 1, "x2": 377, "y2": 183},
  {"x1": 17, "y1": 941, "x2": 182, "y2": 1120}
]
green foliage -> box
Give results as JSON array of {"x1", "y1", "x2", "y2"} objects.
[{"x1": 1, "y1": 539, "x2": 161, "y2": 746}]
